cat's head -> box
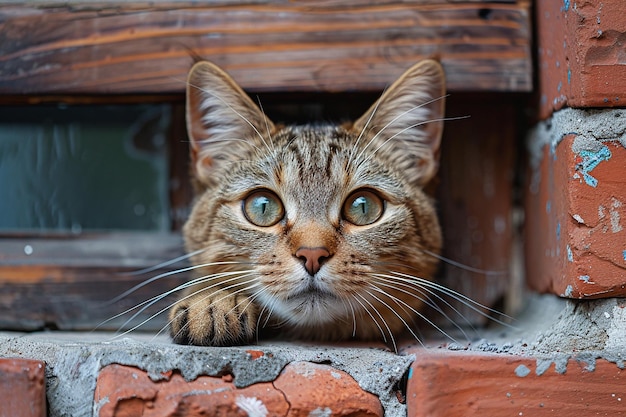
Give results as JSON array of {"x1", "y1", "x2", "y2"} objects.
[{"x1": 183, "y1": 60, "x2": 445, "y2": 341}]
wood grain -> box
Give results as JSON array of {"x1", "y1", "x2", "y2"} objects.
[
  {"x1": 0, "y1": 233, "x2": 189, "y2": 331},
  {"x1": 436, "y1": 93, "x2": 519, "y2": 325},
  {"x1": 0, "y1": 1, "x2": 532, "y2": 96}
]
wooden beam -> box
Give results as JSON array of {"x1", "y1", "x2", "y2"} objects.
[
  {"x1": 0, "y1": 1, "x2": 532, "y2": 97},
  {"x1": 0, "y1": 233, "x2": 189, "y2": 331}
]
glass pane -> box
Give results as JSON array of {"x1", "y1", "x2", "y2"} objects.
[{"x1": 0, "y1": 105, "x2": 170, "y2": 232}]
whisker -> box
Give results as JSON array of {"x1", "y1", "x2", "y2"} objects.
[
  {"x1": 187, "y1": 81, "x2": 274, "y2": 157},
  {"x1": 255, "y1": 303, "x2": 269, "y2": 342},
  {"x1": 355, "y1": 293, "x2": 396, "y2": 352},
  {"x1": 347, "y1": 88, "x2": 387, "y2": 167},
  {"x1": 255, "y1": 96, "x2": 276, "y2": 156},
  {"x1": 418, "y1": 249, "x2": 507, "y2": 276},
  {"x1": 106, "y1": 271, "x2": 254, "y2": 338},
  {"x1": 369, "y1": 271, "x2": 433, "y2": 307},
  {"x1": 364, "y1": 286, "x2": 424, "y2": 347},
  {"x1": 155, "y1": 279, "x2": 261, "y2": 342},
  {"x1": 120, "y1": 247, "x2": 207, "y2": 277},
  {"x1": 104, "y1": 261, "x2": 249, "y2": 306},
  {"x1": 261, "y1": 297, "x2": 278, "y2": 329},
  {"x1": 139, "y1": 275, "x2": 259, "y2": 343},
  {"x1": 123, "y1": 271, "x2": 255, "y2": 333},
  {"x1": 352, "y1": 95, "x2": 449, "y2": 164},
  {"x1": 198, "y1": 137, "x2": 264, "y2": 154},
  {"x1": 368, "y1": 281, "x2": 460, "y2": 344},
  {"x1": 360, "y1": 115, "x2": 470, "y2": 167},
  {"x1": 338, "y1": 297, "x2": 359, "y2": 337},
  {"x1": 371, "y1": 273, "x2": 473, "y2": 340},
  {"x1": 95, "y1": 270, "x2": 237, "y2": 331},
  {"x1": 352, "y1": 294, "x2": 387, "y2": 344},
  {"x1": 387, "y1": 271, "x2": 514, "y2": 327}
]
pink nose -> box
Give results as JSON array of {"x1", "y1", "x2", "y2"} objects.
[{"x1": 295, "y1": 247, "x2": 331, "y2": 275}]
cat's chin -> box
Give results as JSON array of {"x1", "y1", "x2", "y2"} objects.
[{"x1": 267, "y1": 290, "x2": 347, "y2": 327}]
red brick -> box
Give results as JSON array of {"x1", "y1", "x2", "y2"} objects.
[
  {"x1": 537, "y1": 0, "x2": 626, "y2": 119},
  {"x1": 406, "y1": 349, "x2": 626, "y2": 417},
  {"x1": 273, "y1": 361, "x2": 383, "y2": 417},
  {"x1": 0, "y1": 358, "x2": 46, "y2": 417},
  {"x1": 95, "y1": 364, "x2": 288, "y2": 417},
  {"x1": 95, "y1": 362, "x2": 383, "y2": 417},
  {"x1": 525, "y1": 135, "x2": 626, "y2": 298}
]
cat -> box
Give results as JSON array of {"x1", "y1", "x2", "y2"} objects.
[{"x1": 168, "y1": 59, "x2": 446, "y2": 349}]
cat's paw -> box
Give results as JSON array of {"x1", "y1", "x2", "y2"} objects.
[{"x1": 168, "y1": 292, "x2": 258, "y2": 346}]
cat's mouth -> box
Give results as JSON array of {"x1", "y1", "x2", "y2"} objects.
[{"x1": 285, "y1": 286, "x2": 337, "y2": 301}]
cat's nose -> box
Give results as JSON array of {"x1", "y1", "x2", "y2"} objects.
[{"x1": 295, "y1": 246, "x2": 331, "y2": 276}]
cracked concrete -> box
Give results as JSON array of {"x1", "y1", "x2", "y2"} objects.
[
  {"x1": 465, "y1": 295, "x2": 626, "y2": 373},
  {"x1": 0, "y1": 332, "x2": 412, "y2": 417},
  {"x1": 2, "y1": 294, "x2": 625, "y2": 416},
  {"x1": 528, "y1": 107, "x2": 626, "y2": 168}
]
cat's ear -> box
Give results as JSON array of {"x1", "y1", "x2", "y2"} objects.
[
  {"x1": 353, "y1": 60, "x2": 445, "y2": 186},
  {"x1": 186, "y1": 61, "x2": 275, "y2": 187}
]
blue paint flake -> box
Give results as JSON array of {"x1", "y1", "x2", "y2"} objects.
[
  {"x1": 576, "y1": 146, "x2": 612, "y2": 187},
  {"x1": 515, "y1": 364, "x2": 531, "y2": 378},
  {"x1": 623, "y1": 250, "x2": 626, "y2": 261},
  {"x1": 579, "y1": 275, "x2": 591, "y2": 283},
  {"x1": 556, "y1": 222, "x2": 561, "y2": 240},
  {"x1": 562, "y1": 0, "x2": 570, "y2": 11},
  {"x1": 567, "y1": 69, "x2": 572, "y2": 84},
  {"x1": 562, "y1": 285, "x2": 573, "y2": 297},
  {"x1": 567, "y1": 245, "x2": 573, "y2": 262}
]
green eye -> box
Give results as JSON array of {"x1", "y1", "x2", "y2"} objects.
[
  {"x1": 343, "y1": 190, "x2": 384, "y2": 226},
  {"x1": 243, "y1": 190, "x2": 284, "y2": 227}
]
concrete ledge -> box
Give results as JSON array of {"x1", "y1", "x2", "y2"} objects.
[
  {"x1": 0, "y1": 333, "x2": 411, "y2": 417},
  {"x1": 2, "y1": 295, "x2": 626, "y2": 417}
]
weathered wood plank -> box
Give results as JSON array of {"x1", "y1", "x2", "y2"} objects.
[
  {"x1": 436, "y1": 94, "x2": 518, "y2": 325},
  {"x1": 0, "y1": 233, "x2": 189, "y2": 331},
  {"x1": 0, "y1": 1, "x2": 532, "y2": 96}
]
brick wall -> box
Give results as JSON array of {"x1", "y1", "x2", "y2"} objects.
[{"x1": 527, "y1": 0, "x2": 626, "y2": 297}]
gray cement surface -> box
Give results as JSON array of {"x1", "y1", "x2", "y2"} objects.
[
  {"x1": 1, "y1": 294, "x2": 625, "y2": 417},
  {"x1": 0, "y1": 331, "x2": 413, "y2": 417}
]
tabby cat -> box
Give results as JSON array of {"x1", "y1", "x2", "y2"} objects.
[{"x1": 168, "y1": 59, "x2": 446, "y2": 348}]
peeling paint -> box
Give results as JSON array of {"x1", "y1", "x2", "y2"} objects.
[
  {"x1": 610, "y1": 198, "x2": 623, "y2": 233},
  {"x1": 514, "y1": 364, "x2": 531, "y2": 377},
  {"x1": 572, "y1": 214, "x2": 584, "y2": 224},
  {"x1": 575, "y1": 146, "x2": 612, "y2": 187},
  {"x1": 562, "y1": 285, "x2": 574, "y2": 297},
  {"x1": 567, "y1": 245, "x2": 573, "y2": 262},
  {"x1": 309, "y1": 407, "x2": 332, "y2": 417},
  {"x1": 622, "y1": 250, "x2": 626, "y2": 261},
  {"x1": 579, "y1": 275, "x2": 593, "y2": 284},
  {"x1": 330, "y1": 371, "x2": 342, "y2": 380}
]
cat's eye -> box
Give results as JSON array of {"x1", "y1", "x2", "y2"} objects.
[
  {"x1": 342, "y1": 190, "x2": 384, "y2": 226},
  {"x1": 242, "y1": 190, "x2": 284, "y2": 227}
]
